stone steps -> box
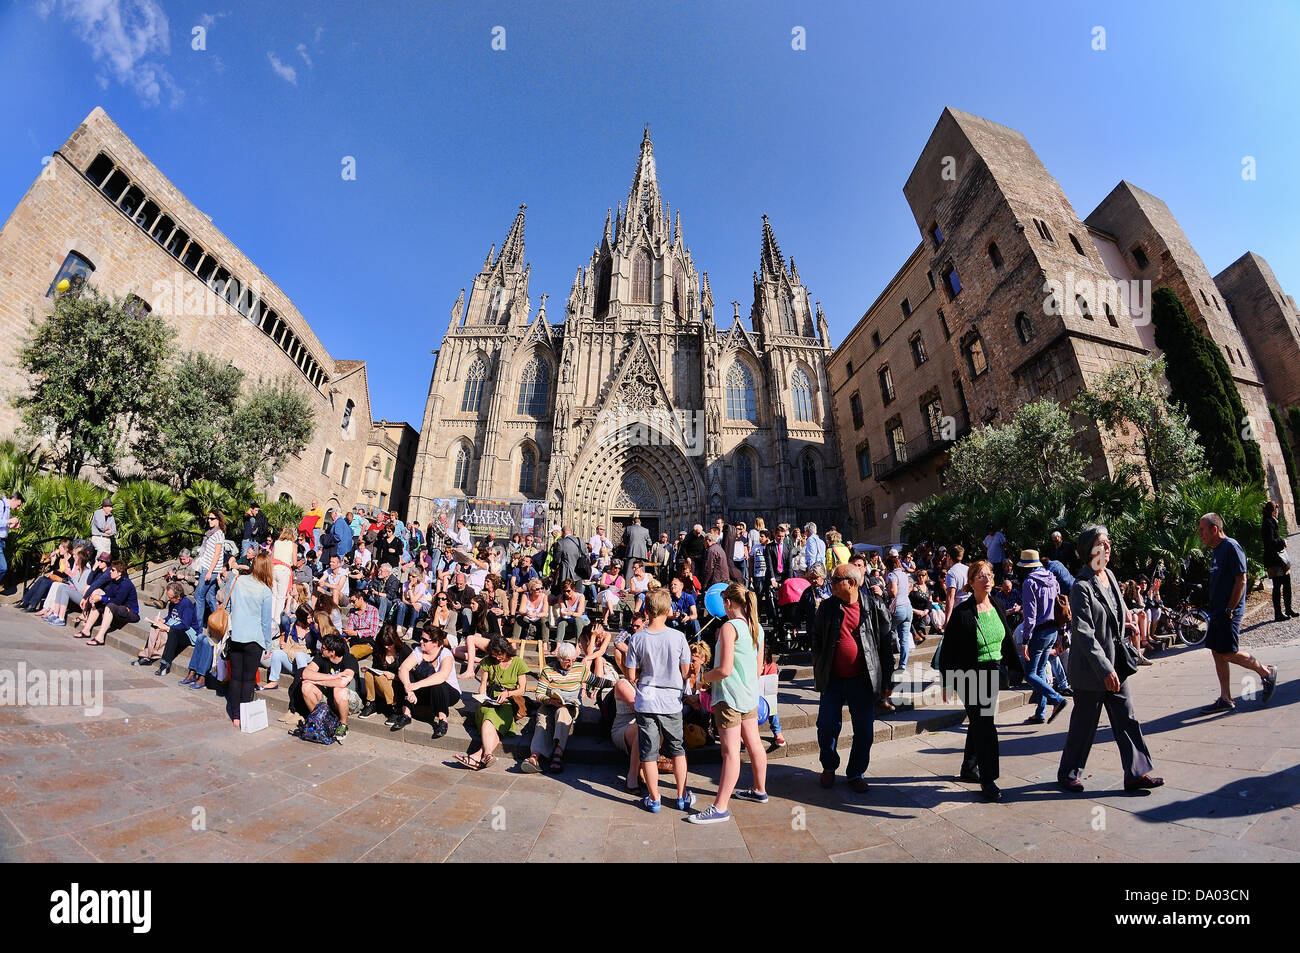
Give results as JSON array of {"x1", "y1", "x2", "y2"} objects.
[{"x1": 69, "y1": 611, "x2": 1031, "y2": 765}]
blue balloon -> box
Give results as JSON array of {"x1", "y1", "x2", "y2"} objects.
[
  {"x1": 757, "y1": 695, "x2": 770, "y2": 725},
  {"x1": 704, "y1": 582, "x2": 728, "y2": 618}
]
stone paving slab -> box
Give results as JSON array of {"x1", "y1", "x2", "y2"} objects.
[{"x1": 1, "y1": 605, "x2": 1298, "y2": 862}]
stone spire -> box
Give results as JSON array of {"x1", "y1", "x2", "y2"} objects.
[
  {"x1": 494, "y1": 204, "x2": 527, "y2": 272},
  {"x1": 789, "y1": 257, "x2": 801, "y2": 285},
  {"x1": 622, "y1": 126, "x2": 665, "y2": 242},
  {"x1": 674, "y1": 210, "x2": 682, "y2": 245},
  {"x1": 759, "y1": 214, "x2": 787, "y2": 280}
]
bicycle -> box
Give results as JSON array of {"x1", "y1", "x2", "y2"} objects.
[{"x1": 1166, "y1": 582, "x2": 1209, "y2": 647}]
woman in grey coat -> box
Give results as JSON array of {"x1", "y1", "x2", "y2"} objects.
[{"x1": 1057, "y1": 525, "x2": 1163, "y2": 793}]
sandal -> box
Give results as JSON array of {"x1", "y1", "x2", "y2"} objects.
[
  {"x1": 86, "y1": 639, "x2": 105, "y2": 646},
  {"x1": 548, "y1": 752, "x2": 565, "y2": 774},
  {"x1": 455, "y1": 753, "x2": 495, "y2": 771},
  {"x1": 520, "y1": 756, "x2": 543, "y2": 774}
]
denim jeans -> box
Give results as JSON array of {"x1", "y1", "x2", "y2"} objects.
[
  {"x1": 1049, "y1": 653, "x2": 1070, "y2": 692},
  {"x1": 194, "y1": 575, "x2": 219, "y2": 626},
  {"x1": 240, "y1": 539, "x2": 258, "y2": 558},
  {"x1": 892, "y1": 606, "x2": 914, "y2": 669},
  {"x1": 268, "y1": 648, "x2": 311, "y2": 682},
  {"x1": 816, "y1": 675, "x2": 876, "y2": 780},
  {"x1": 0, "y1": 540, "x2": 7, "y2": 590},
  {"x1": 1024, "y1": 627, "x2": 1065, "y2": 718},
  {"x1": 189, "y1": 636, "x2": 214, "y2": 678},
  {"x1": 394, "y1": 603, "x2": 424, "y2": 630}
]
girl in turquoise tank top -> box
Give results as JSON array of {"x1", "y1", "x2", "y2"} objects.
[{"x1": 689, "y1": 583, "x2": 769, "y2": 825}]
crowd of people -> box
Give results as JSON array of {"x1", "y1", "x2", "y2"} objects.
[{"x1": 0, "y1": 491, "x2": 1286, "y2": 822}]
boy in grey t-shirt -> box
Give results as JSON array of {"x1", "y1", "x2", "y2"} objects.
[{"x1": 624, "y1": 589, "x2": 694, "y2": 814}]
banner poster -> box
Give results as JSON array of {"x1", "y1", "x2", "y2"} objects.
[{"x1": 432, "y1": 498, "x2": 549, "y2": 536}]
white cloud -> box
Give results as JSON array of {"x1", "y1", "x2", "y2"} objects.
[
  {"x1": 267, "y1": 51, "x2": 297, "y2": 84},
  {"x1": 296, "y1": 42, "x2": 312, "y2": 68},
  {"x1": 46, "y1": 0, "x2": 181, "y2": 107},
  {"x1": 313, "y1": 25, "x2": 323, "y2": 43}
]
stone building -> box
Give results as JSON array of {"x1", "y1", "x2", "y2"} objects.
[
  {"x1": 829, "y1": 108, "x2": 1295, "y2": 545},
  {"x1": 1213, "y1": 252, "x2": 1300, "y2": 412},
  {"x1": 360, "y1": 420, "x2": 420, "y2": 517},
  {"x1": 0, "y1": 107, "x2": 374, "y2": 509},
  {"x1": 408, "y1": 129, "x2": 844, "y2": 543}
]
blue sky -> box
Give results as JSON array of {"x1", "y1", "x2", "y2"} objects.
[{"x1": 2, "y1": 0, "x2": 1298, "y2": 428}]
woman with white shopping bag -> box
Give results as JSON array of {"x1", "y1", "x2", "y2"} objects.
[{"x1": 226, "y1": 552, "x2": 275, "y2": 729}]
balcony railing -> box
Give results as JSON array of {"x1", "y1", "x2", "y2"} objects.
[{"x1": 873, "y1": 409, "x2": 971, "y2": 482}]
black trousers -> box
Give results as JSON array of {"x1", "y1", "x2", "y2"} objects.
[
  {"x1": 413, "y1": 681, "x2": 460, "y2": 719},
  {"x1": 1058, "y1": 681, "x2": 1154, "y2": 784},
  {"x1": 161, "y1": 626, "x2": 191, "y2": 665},
  {"x1": 955, "y1": 663, "x2": 1001, "y2": 782},
  {"x1": 225, "y1": 639, "x2": 264, "y2": 721},
  {"x1": 1272, "y1": 572, "x2": 1293, "y2": 617},
  {"x1": 20, "y1": 577, "x2": 54, "y2": 609}
]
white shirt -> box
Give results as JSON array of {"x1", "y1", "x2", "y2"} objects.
[
  {"x1": 0, "y1": 498, "x2": 9, "y2": 539},
  {"x1": 984, "y1": 532, "x2": 1007, "y2": 564},
  {"x1": 354, "y1": 548, "x2": 372, "y2": 569},
  {"x1": 452, "y1": 526, "x2": 472, "y2": 549},
  {"x1": 589, "y1": 534, "x2": 609, "y2": 557},
  {"x1": 945, "y1": 563, "x2": 970, "y2": 605}
]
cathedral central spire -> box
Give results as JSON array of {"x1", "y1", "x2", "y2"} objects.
[
  {"x1": 759, "y1": 213, "x2": 788, "y2": 280},
  {"x1": 622, "y1": 126, "x2": 665, "y2": 242},
  {"x1": 494, "y1": 203, "x2": 527, "y2": 272}
]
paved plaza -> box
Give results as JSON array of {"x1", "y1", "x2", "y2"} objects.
[{"x1": 0, "y1": 603, "x2": 1296, "y2": 863}]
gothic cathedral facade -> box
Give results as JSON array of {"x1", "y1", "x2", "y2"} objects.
[{"x1": 408, "y1": 130, "x2": 844, "y2": 544}]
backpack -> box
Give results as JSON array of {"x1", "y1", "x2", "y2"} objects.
[
  {"x1": 291, "y1": 701, "x2": 342, "y2": 745},
  {"x1": 575, "y1": 548, "x2": 593, "y2": 580}
]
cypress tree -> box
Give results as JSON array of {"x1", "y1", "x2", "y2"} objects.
[
  {"x1": 1270, "y1": 403, "x2": 1300, "y2": 507},
  {"x1": 1150, "y1": 287, "x2": 1260, "y2": 484}
]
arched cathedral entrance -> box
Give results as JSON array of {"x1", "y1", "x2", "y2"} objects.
[{"x1": 566, "y1": 437, "x2": 703, "y2": 542}]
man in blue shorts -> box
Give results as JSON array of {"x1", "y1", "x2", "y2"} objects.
[{"x1": 1198, "y1": 513, "x2": 1278, "y2": 713}]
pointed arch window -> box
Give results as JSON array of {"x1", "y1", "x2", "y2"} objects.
[
  {"x1": 461, "y1": 356, "x2": 488, "y2": 412},
  {"x1": 800, "y1": 452, "x2": 820, "y2": 498},
  {"x1": 487, "y1": 283, "x2": 507, "y2": 323},
  {"x1": 726, "y1": 362, "x2": 757, "y2": 422},
  {"x1": 672, "y1": 260, "x2": 684, "y2": 316},
  {"x1": 1015, "y1": 312, "x2": 1034, "y2": 345},
  {"x1": 779, "y1": 295, "x2": 798, "y2": 333},
  {"x1": 517, "y1": 355, "x2": 550, "y2": 416},
  {"x1": 452, "y1": 444, "x2": 472, "y2": 492},
  {"x1": 736, "y1": 449, "x2": 755, "y2": 498},
  {"x1": 518, "y1": 445, "x2": 536, "y2": 495},
  {"x1": 594, "y1": 258, "x2": 611, "y2": 317},
  {"x1": 791, "y1": 368, "x2": 815, "y2": 423},
  {"x1": 633, "y1": 251, "x2": 652, "y2": 303}
]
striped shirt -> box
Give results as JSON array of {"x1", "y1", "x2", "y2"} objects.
[{"x1": 535, "y1": 662, "x2": 590, "y2": 704}]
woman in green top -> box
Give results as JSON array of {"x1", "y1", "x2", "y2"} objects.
[
  {"x1": 689, "y1": 582, "x2": 769, "y2": 825},
  {"x1": 456, "y1": 634, "x2": 529, "y2": 770},
  {"x1": 934, "y1": 559, "x2": 1018, "y2": 801}
]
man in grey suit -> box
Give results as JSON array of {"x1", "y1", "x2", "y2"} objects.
[
  {"x1": 622, "y1": 517, "x2": 651, "y2": 581},
  {"x1": 555, "y1": 525, "x2": 585, "y2": 591},
  {"x1": 1058, "y1": 524, "x2": 1163, "y2": 793}
]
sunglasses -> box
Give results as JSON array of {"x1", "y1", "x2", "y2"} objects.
[{"x1": 419, "y1": 636, "x2": 435, "y2": 643}]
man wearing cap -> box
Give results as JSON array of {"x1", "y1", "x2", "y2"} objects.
[
  {"x1": 90, "y1": 498, "x2": 116, "y2": 558},
  {"x1": 1016, "y1": 550, "x2": 1069, "y2": 725}
]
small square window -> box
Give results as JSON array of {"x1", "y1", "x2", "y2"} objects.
[
  {"x1": 942, "y1": 265, "x2": 962, "y2": 298},
  {"x1": 871, "y1": 330, "x2": 881, "y2": 349},
  {"x1": 850, "y1": 392, "x2": 864, "y2": 430},
  {"x1": 929, "y1": 222, "x2": 944, "y2": 248},
  {"x1": 1069, "y1": 233, "x2": 1086, "y2": 256},
  {"x1": 878, "y1": 367, "x2": 895, "y2": 405},
  {"x1": 901, "y1": 298, "x2": 911, "y2": 318},
  {"x1": 1132, "y1": 246, "x2": 1149, "y2": 269}
]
